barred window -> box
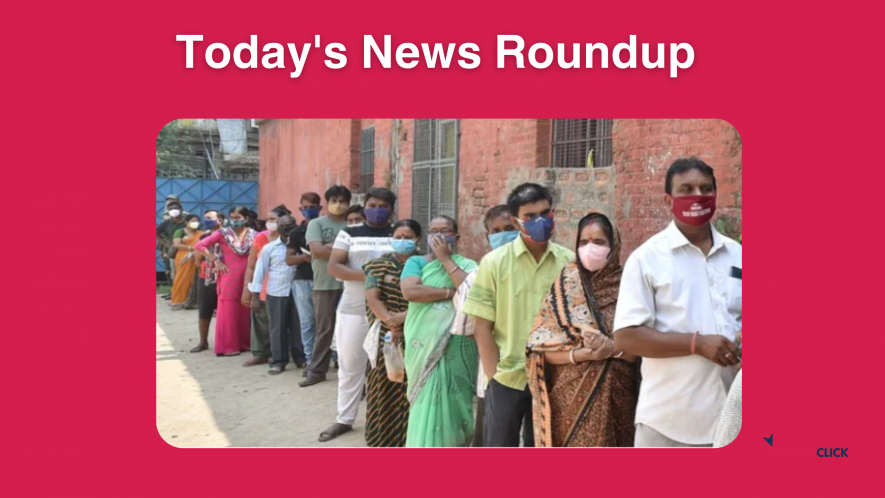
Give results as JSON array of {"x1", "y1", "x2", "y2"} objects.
[
  {"x1": 359, "y1": 127, "x2": 375, "y2": 193},
  {"x1": 411, "y1": 119, "x2": 459, "y2": 250},
  {"x1": 551, "y1": 119, "x2": 613, "y2": 168}
]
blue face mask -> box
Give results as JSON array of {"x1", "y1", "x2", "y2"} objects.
[
  {"x1": 518, "y1": 213, "x2": 555, "y2": 243},
  {"x1": 488, "y1": 230, "x2": 519, "y2": 250},
  {"x1": 301, "y1": 207, "x2": 321, "y2": 220},
  {"x1": 365, "y1": 207, "x2": 393, "y2": 225},
  {"x1": 391, "y1": 239, "x2": 417, "y2": 256},
  {"x1": 230, "y1": 220, "x2": 246, "y2": 228},
  {"x1": 203, "y1": 219, "x2": 219, "y2": 229}
]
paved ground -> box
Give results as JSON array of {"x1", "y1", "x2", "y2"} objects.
[{"x1": 156, "y1": 296, "x2": 367, "y2": 448}]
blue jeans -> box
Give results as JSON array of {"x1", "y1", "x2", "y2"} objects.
[{"x1": 292, "y1": 280, "x2": 316, "y2": 363}]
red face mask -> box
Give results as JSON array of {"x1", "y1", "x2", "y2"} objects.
[{"x1": 671, "y1": 195, "x2": 717, "y2": 226}]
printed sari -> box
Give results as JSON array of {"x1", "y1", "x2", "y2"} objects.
[
  {"x1": 403, "y1": 255, "x2": 478, "y2": 447},
  {"x1": 171, "y1": 229, "x2": 204, "y2": 306},
  {"x1": 527, "y1": 220, "x2": 639, "y2": 447},
  {"x1": 363, "y1": 254, "x2": 411, "y2": 448}
]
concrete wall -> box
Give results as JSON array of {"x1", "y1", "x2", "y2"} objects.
[
  {"x1": 258, "y1": 119, "x2": 360, "y2": 215},
  {"x1": 258, "y1": 119, "x2": 741, "y2": 262}
]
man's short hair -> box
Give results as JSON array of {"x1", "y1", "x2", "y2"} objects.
[
  {"x1": 665, "y1": 157, "x2": 717, "y2": 194},
  {"x1": 506, "y1": 183, "x2": 553, "y2": 217},
  {"x1": 301, "y1": 192, "x2": 322, "y2": 205},
  {"x1": 324, "y1": 185, "x2": 352, "y2": 203},
  {"x1": 365, "y1": 187, "x2": 397, "y2": 208},
  {"x1": 483, "y1": 205, "x2": 510, "y2": 230}
]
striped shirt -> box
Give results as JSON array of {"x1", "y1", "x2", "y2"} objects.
[
  {"x1": 248, "y1": 238, "x2": 295, "y2": 298},
  {"x1": 333, "y1": 223, "x2": 393, "y2": 315}
]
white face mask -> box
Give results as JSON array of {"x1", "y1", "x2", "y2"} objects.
[
  {"x1": 168, "y1": 209, "x2": 181, "y2": 218},
  {"x1": 265, "y1": 222, "x2": 278, "y2": 232},
  {"x1": 188, "y1": 221, "x2": 200, "y2": 230}
]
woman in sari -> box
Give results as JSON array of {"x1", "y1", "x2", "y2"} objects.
[
  {"x1": 527, "y1": 212, "x2": 639, "y2": 447},
  {"x1": 170, "y1": 214, "x2": 204, "y2": 310},
  {"x1": 401, "y1": 216, "x2": 478, "y2": 447},
  {"x1": 195, "y1": 206, "x2": 256, "y2": 356},
  {"x1": 362, "y1": 219, "x2": 422, "y2": 447}
]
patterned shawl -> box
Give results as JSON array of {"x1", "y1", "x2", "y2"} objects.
[
  {"x1": 220, "y1": 227, "x2": 255, "y2": 256},
  {"x1": 526, "y1": 214, "x2": 623, "y2": 447}
]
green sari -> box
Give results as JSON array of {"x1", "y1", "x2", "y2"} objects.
[{"x1": 403, "y1": 255, "x2": 479, "y2": 447}]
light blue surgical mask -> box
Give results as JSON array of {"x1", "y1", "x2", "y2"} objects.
[
  {"x1": 230, "y1": 220, "x2": 246, "y2": 228},
  {"x1": 488, "y1": 230, "x2": 519, "y2": 250},
  {"x1": 391, "y1": 239, "x2": 417, "y2": 256}
]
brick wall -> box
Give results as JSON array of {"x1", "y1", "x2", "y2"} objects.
[
  {"x1": 259, "y1": 119, "x2": 741, "y2": 263},
  {"x1": 612, "y1": 119, "x2": 742, "y2": 258}
]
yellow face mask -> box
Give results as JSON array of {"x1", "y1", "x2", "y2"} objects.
[{"x1": 328, "y1": 202, "x2": 348, "y2": 216}]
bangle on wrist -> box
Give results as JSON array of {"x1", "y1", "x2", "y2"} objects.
[
  {"x1": 569, "y1": 349, "x2": 577, "y2": 365},
  {"x1": 690, "y1": 332, "x2": 699, "y2": 355}
]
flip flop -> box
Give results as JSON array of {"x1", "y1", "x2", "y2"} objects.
[
  {"x1": 268, "y1": 367, "x2": 284, "y2": 375},
  {"x1": 318, "y1": 423, "x2": 352, "y2": 442},
  {"x1": 189, "y1": 344, "x2": 209, "y2": 353}
]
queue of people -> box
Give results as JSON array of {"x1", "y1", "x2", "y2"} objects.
[{"x1": 157, "y1": 156, "x2": 742, "y2": 448}]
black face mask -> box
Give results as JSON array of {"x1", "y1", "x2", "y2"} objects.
[{"x1": 278, "y1": 225, "x2": 296, "y2": 241}]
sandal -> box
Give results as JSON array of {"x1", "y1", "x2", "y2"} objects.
[
  {"x1": 189, "y1": 343, "x2": 209, "y2": 353},
  {"x1": 268, "y1": 367, "x2": 285, "y2": 376},
  {"x1": 318, "y1": 423, "x2": 352, "y2": 442},
  {"x1": 223, "y1": 352, "x2": 240, "y2": 357}
]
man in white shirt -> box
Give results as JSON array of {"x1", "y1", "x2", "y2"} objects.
[
  {"x1": 249, "y1": 215, "x2": 305, "y2": 375},
  {"x1": 318, "y1": 188, "x2": 396, "y2": 442},
  {"x1": 614, "y1": 157, "x2": 742, "y2": 448}
]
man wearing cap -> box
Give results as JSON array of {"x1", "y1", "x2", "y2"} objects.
[{"x1": 157, "y1": 200, "x2": 187, "y2": 286}]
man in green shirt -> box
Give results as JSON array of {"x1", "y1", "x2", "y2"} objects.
[
  {"x1": 463, "y1": 183, "x2": 574, "y2": 447},
  {"x1": 300, "y1": 185, "x2": 351, "y2": 387}
]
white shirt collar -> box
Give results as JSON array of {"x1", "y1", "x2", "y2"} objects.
[{"x1": 664, "y1": 221, "x2": 726, "y2": 255}]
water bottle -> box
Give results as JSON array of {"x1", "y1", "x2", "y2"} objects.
[{"x1": 383, "y1": 332, "x2": 405, "y2": 383}]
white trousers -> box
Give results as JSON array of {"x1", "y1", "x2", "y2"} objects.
[
  {"x1": 634, "y1": 424, "x2": 713, "y2": 448},
  {"x1": 335, "y1": 311, "x2": 370, "y2": 425}
]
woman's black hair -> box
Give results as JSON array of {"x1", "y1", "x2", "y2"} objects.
[
  {"x1": 506, "y1": 183, "x2": 553, "y2": 216},
  {"x1": 392, "y1": 219, "x2": 422, "y2": 237},
  {"x1": 577, "y1": 212, "x2": 614, "y2": 248},
  {"x1": 184, "y1": 213, "x2": 200, "y2": 222},
  {"x1": 229, "y1": 206, "x2": 251, "y2": 218},
  {"x1": 324, "y1": 185, "x2": 353, "y2": 203},
  {"x1": 345, "y1": 204, "x2": 364, "y2": 217},
  {"x1": 432, "y1": 215, "x2": 459, "y2": 233},
  {"x1": 270, "y1": 204, "x2": 292, "y2": 218},
  {"x1": 365, "y1": 187, "x2": 397, "y2": 208}
]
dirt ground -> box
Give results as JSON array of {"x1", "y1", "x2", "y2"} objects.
[{"x1": 156, "y1": 296, "x2": 367, "y2": 448}]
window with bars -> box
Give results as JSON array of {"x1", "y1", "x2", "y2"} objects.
[
  {"x1": 411, "y1": 119, "x2": 459, "y2": 250},
  {"x1": 551, "y1": 119, "x2": 613, "y2": 169},
  {"x1": 359, "y1": 127, "x2": 375, "y2": 193}
]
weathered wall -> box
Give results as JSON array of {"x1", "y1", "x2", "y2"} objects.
[
  {"x1": 259, "y1": 118, "x2": 741, "y2": 263},
  {"x1": 258, "y1": 119, "x2": 359, "y2": 215},
  {"x1": 457, "y1": 119, "x2": 549, "y2": 260},
  {"x1": 612, "y1": 119, "x2": 742, "y2": 258}
]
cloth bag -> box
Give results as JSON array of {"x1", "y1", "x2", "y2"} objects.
[{"x1": 363, "y1": 320, "x2": 382, "y2": 369}]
